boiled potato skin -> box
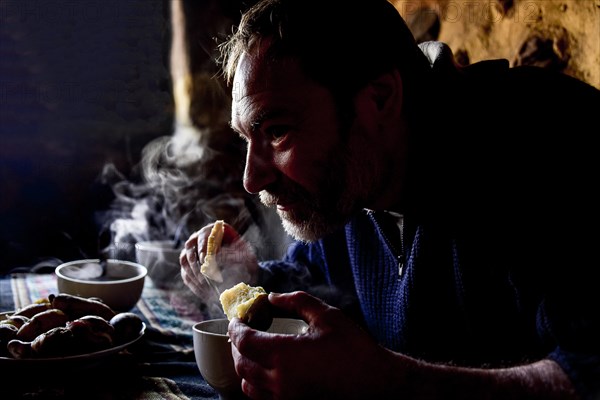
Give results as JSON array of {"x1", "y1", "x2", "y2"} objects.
[
  {"x1": 109, "y1": 312, "x2": 144, "y2": 345},
  {"x1": 0, "y1": 324, "x2": 18, "y2": 357},
  {"x1": 12, "y1": 302, "x2": 51, "y2": 319},
  {"x1": 50, "y1": 293, "x2": 116, "y2": 321},
  {"x1": 16, "y1": 309, "x2": 69, "y2": 342}
]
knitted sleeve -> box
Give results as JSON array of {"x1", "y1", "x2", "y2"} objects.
[{"x1": 257, "y1": 240, "x2": 327, "y2": 294}]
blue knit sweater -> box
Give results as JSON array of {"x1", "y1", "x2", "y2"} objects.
[{"x1": 258, "y1": 42, "x2": 600, "y2": 399}]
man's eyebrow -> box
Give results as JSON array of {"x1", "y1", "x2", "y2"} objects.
[
  {"x1": 229, "y1": 108, "x2": 287, "y2": 138},
  {"x1": 249, "y1": 110, "x2": 268, "y2": 133},
  {"x1": 249, "y1": 109, "x2": 286, "y2": 133},
  {"x1": 227, "y1": 110, "x2": 267, "y2": 136}
]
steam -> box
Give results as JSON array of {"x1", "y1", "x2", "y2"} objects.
[
  {"x1": 93, "y1": 0, "x2": 293, "y2": 320},
  {"x1": 98, "y1": 127, "x2": 241, "y2": 253},
  {"x1": 97, "y1": 122, "x2": 291, "y2": 320}
]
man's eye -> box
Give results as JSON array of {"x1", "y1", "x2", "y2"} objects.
[{"x1": 265, "y1": 126, "x2": 288, "y2": 140}]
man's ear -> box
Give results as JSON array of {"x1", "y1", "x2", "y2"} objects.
[
  {"x1": 352, "y1": 69, "x2": 403, "y2": 136},
  {"x1": 369, "y1": 69, "x2": 403, "y2": 118}
]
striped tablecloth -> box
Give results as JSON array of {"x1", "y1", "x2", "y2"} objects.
[{"x1": 0, "y1": 272, "x2": 221, "y2": 399}]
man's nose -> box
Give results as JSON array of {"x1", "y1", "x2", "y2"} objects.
[{"x1": 243, "y1": 140, "x2": 276, "y2": 194}]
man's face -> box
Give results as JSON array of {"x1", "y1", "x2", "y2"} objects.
[{"x1": 230, "y1": 46, "x2": 382, "y2": 242}]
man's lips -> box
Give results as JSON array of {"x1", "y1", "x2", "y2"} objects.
[
  {"x1": 260, "y1": 190, "x2": 301, "y2": 212},
  {"x1": 276, "y1": 202, "x2": 297, "y2": 212}
]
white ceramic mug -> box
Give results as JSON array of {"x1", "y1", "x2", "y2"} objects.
[{"x1": 193, "y1": 318, "x2": 308, "y2": 400}]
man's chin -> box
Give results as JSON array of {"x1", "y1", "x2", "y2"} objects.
[{"x1": 278, "y1": 210, "x2": 346, "y2": 243}]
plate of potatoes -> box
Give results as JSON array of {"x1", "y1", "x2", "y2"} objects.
[{"x1": 0, "y1": 293, "x2": 145, "y2": 368}]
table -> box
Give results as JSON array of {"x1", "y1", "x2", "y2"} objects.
[{"x1": 0, "y1": 272, "x2": 221, "y2": 399}]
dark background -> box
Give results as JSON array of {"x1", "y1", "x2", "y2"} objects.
[
  {"x1": 0, "y1": 0, "x2": 174, "y2": 271},
  {"x1": 6, "y1": 0, "x2": 587, "y2": 273}
]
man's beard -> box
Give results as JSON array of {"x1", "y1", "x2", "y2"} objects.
[
  {"x1": 259, "y1": 173, "x2": 350, "y2": 243},
  {"x1": 259, "y1": 130, "x2": 380, "y2": 242}
]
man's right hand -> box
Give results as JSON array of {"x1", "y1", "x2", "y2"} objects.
[{"x1": 179, "y1": 222, "x2": 259, "y2": 300}]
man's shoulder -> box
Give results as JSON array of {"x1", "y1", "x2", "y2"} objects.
[
  {"x1": 418, "y1": 40, "x2": 510, "y2": 78},
  {"x1": 421, "y1": 40, "x2": 598, "y2": 100}
]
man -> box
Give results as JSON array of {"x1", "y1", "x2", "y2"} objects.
[{"x1": 180, "y1": 0, "x2": 600, "y2": 398}]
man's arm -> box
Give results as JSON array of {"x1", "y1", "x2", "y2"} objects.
[
  {"x1": 230, "y1": 291, "x2": 581, "y2": 400},
  {"x1": 391, "y1": 355, "x2": 578, "y2": 400}
]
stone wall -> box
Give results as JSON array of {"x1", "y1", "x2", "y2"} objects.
[{"x1": 392, "y1": 0, "x2": 600, "y2": 88}]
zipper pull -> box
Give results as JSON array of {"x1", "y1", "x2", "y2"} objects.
[{"x1": 398, "y1": 255, "x2": 404, "y2": 277}]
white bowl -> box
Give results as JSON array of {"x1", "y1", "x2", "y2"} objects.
[
  {"x1": 193, "y1": 318, "x2": 308, "y2": 399},
  {"x1": 55, "y1": 259, "x2": 147, "y2": 312},
  {"x1": 135, "y1": 240, "x2": 182, "y2": 288}
]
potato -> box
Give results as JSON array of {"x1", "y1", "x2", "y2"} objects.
[
  {"x1": 0, "y1": 315, "x2": 29, "y2": 329},
  {"x1": 16, "y1": 309, "x2": 69, "y2": 342},
  {"x1": 109, "y1": 312, "x2": 143, "y2": 344},
  {"x1": 67, "y1": 316, "x2": 114, "y2": 352},
  {"x1": 220, "y1": 282, "x2": 273, "y2": 331},
  {"x1": 6, "y1": 339, "x2": 33, "y2": 359},
  {"x1": 0, "y1": 324, "x2": 18, "y2": 357},
  {"x1": 49, "y1": 293, "x2": 116, "y2": 321},
  {"x1": 31, "y1": 326, "x2": 77, "y2": 358},
  {"x1": 12, "y1": 302, "x2": 51, "y2": 319}
]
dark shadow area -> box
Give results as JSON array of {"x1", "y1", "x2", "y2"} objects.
[{"x1": 0, "y1": 0, "x2": 174, "y2": 272}]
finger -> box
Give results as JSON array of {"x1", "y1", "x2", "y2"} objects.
[
  {"x1": 228, "y1": 318, "x2": 276, "y2": 367},
  {"x1": 183, "y1": 230, "x2": 199, "y2": 250},
  {"x1": 179, "y1": 247, "x2": 188, "y2": 270},
  {"x1": 231, "y1": 344, "x2": 274, "y2": 388},
  {"x1": 180, "y1": 243, "x2": 215, "y2": 299},
  {"x1": 180, "y1": 266, "x2": 204, "y2": 298},
  {"x1": 183, "y1": 232, "x2": 199, "y2": 262},
  {"x1": 268, "y1": 291, "x2": 332, "y2": 325},
  {"x1": 242, "y1": 378, "x2": 274, "y2": 400},
  {"x1": 222, "y1": 222, "x2": 242, "y2": 244},
  {"x1": 195, "y1": 224, "x2": 215, "y2": 255},
  {"x1": 179, "y1": 247, "x2": 195, "y2": 281},
  {"x1": 184, "y1": 244, "x2": 201, "y2": 280},
  {"x1": 233, "y1": 343, "x2": 276, "y2": 400},
  {"x1": 184, "y1": 229, "x2": 199, "y2": 242}
]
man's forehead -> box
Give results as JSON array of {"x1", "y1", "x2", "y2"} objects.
[
  {"x1": 231, "y1": 51, "x2": 264, "y2": 103},
  {"x1": 231, "y1": 42, "x2": 303, "y2": 103},
  {"x1": 229, "y1": 37, "x2": 321, "y2": 130}
]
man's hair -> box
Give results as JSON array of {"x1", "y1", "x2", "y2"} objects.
[{"x1": 218, "y1": 0, "x2": 430, "y2": 101}]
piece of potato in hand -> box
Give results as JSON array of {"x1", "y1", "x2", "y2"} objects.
[
  {"x1": 200, "y1": 220, "x2": 225, "y2": 282},
  {"x1": 220, "y1": 282, "x2": 273, "y2": 331}
]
